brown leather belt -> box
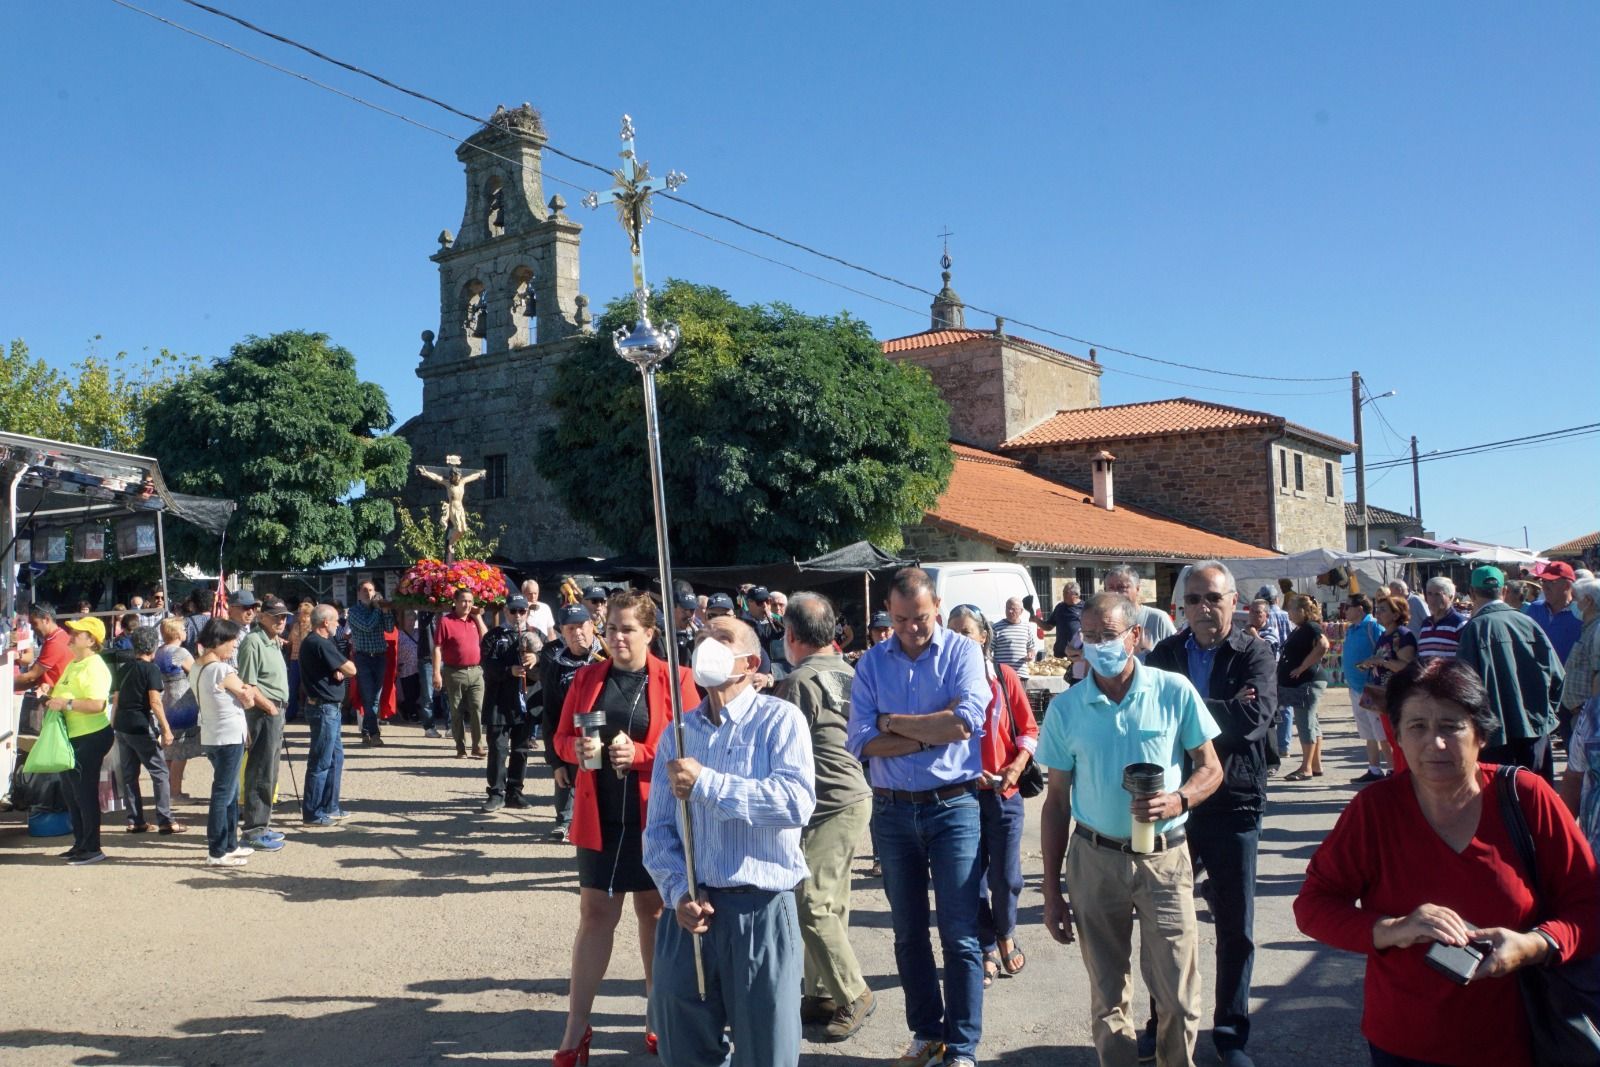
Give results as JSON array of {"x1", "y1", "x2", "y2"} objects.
[
  {"x1": 1074, "y1": 823, "x2": 1187, "y2": 854},
  {"x1": 872, "y1": 781, "x2": 979, "y2": 805}
]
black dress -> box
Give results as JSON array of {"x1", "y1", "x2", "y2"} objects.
[{"x1": 576, "y1": 666, "x2": 657, "y2": 894}]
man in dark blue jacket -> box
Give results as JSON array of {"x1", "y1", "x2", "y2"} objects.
[{"x1": 1140, "y1": 560, "x2": 1277, "y2": 1067}]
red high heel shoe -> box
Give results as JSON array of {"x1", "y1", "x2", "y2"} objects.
[
  {"x1": 645, "y1": 1030, "x2": 659, "y2": 1055},
  {"x1": 553, "y1": 1026, "x2": 592, "y2": 1067}
]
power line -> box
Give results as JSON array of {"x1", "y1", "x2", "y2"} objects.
[
  {"x1": 1344, "y1": 423, "x2": 1600, "y2": 473},
  {"x1": 150, "y1": 0, "x2": 1348, "y2": 386}
]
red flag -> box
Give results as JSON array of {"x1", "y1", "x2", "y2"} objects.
[{"x1": 211, "y1": 571, "x2": 228, "y2": 620}]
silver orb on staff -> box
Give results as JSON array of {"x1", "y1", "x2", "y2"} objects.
[{"x1": 582, "y1": 113, "x2": 705, "y2": 999}]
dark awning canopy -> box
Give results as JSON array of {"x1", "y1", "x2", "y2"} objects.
[{"x1": 506, "y1": 540, "x2": 917, "y2": 594}]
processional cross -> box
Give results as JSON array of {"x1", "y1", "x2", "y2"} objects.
[{"x1": 583, "y1": 116, "x2": 708, "y2": 998}]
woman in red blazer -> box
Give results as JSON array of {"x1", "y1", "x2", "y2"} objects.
[{"x1": 552, "y1": 590, "x2": 699, "y2": 1065}]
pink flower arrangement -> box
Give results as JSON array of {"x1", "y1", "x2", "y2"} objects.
[{"x1": 394, "y1": 558, "x2": 508, "y2": 609}]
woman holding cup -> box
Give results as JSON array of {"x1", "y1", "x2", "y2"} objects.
[{"x1": 552, "y1": 590, "x2": 699, "y2": 1064}]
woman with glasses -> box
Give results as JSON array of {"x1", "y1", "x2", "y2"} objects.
[
  {"x1": 551, "y1": 590, "x2": 699, "y2": 1064},
  {"x1": 946, "y1": 604, "x2": 1039, "y2": 988}
]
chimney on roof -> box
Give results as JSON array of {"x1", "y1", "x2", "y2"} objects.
[
  {"x1": 994, "y1": 316, "x2": 1004, "y2": 337},
  {"x1": 1092, "y1": 450, "x2": 1115, "y2": 511}
]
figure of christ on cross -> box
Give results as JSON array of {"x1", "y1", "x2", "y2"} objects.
[{"x1": 415, "y1": 454, "x2": 485, "y2": 563}]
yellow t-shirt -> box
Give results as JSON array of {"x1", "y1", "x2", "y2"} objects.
[{"x1": 50, "y1": 654, "x2": 113, "y2": 738}]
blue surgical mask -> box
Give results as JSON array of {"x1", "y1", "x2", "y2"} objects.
[{"x1": 1083, "y1": 636, "x2": 1132, "y2": 677}]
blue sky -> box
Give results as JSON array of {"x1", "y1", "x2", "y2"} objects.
[{"x1": 2, "y1": 1, "x2": 1595, "y2": 551}]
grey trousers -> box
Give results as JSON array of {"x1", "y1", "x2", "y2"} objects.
[
  {"x1": 651, "y1": 887, "x2": 801, "y2": 1067},
  {"x1": 243, "y1": 704, "x2": 285, "y2": 834},
  {"x1": 798, "y1": 800, "x2": 871, "y2": 1004},
  {"x1": 116, "y1": 730, "x2": 174, "y2": 827}
]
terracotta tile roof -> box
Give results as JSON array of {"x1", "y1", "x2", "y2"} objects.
[
  {"x1": 1001, "y1": 397, "x2": 1354, "y2": 454},
  {"x1": 1344, "y1": 504, "x2": 1418, "y2": 526},
  {"x1": 928, "y1": 444, "x2": 1278, "y2": 560},
  {"x1": 1544, "y1": 530, "x2": 1599, "y2": 557},
  {"x1": 881, "y1": 328, "x2": 1101, "y2": 372}
]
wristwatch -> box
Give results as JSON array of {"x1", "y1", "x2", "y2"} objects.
[{"x1": 1178, "y1": 792, "x2": 1190, "y2": 813}]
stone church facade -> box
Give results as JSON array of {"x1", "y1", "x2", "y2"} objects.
[{"x1": 394, "y1": 105, "x2": 604, "y2": 561}]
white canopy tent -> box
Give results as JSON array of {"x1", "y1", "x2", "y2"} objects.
[{"x1": 1217, "y1": 547, "x2": 1406, "y2": 598}]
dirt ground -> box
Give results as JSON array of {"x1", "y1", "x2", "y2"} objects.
[{"x1": 2, "y1": 692, "x2": 1375, "y2": 1066}]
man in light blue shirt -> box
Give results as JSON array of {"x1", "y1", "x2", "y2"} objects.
[
  {"x1": 847, "y1": 568, "x2": 989, "y2": 1067},
  {"x1": 645, "y1": 617, "x2": 815, "y2": 1067},
  {"x1": 1340, "y1": 594, "x2": 1390, "y2": 781},
  {"x1": 1038, "y1": 591, "x2": 1222, "y2": 1067}
]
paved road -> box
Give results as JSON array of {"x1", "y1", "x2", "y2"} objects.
[{"x1": 2, "y1": 691, "x2": 1376, "y2": 1066}]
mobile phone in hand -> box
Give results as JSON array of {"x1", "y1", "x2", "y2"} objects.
[{"x1": 1424, "y1": 939, "x2": 1491, "y2": 985}]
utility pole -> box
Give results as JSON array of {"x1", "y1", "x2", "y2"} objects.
[
  {"x1": 1410, "y1": 435, "x2": 1422, "y2": 526},
  {"x1": 1352, "y1": 371, "x2": 1368, "y2": 551}
]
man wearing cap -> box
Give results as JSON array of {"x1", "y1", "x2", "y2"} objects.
[
  {"x1": 480, "y1": 594, "x2": 545, "y2": 812},
  {"x1": 846, "y1": 611, "x2": 893, "y2": 665},
  {"x1": 1037, "y1": 591, "x2": 1222, "y2": 1067},
  {"x1": 433, "y1": 588, "x2": 488, "y2": 759},
  {"x1": 670, "y1": 590, "x2": 700, "y2": 666},
  {"x1": 539, "y1": 602, "x2": 605, "y2": 841},
  {"x1": 1529, "y1": 561, "x2": 1583, "y2": 662},
  {"x1": 348, "y1": 580, "x2": 397, "y2": 746},
  {"x1": 238, "y1": 596, "x2": 291, "y2": 851},
  {"x1": 581, "y1": 584, "x2": 610, "y2": 625},
  {"x1": 1456, "y1": 565, "x2": 1565, "y2": 779},
  {"x1": 226, "y1": 590, "x2": 259, "y2": 657},
  {"x1": 14, "y1": 602, "x2": 70, "y2": 696},
  {"x1": 742, "y1": 587, "x2": 788, "y2": 671},
  {"x1": 705, "y1": 592, "x2": 736, "y2": 620}
]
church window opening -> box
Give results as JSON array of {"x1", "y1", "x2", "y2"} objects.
[
  {"x1": 511, "y1": 265, "x2": 536, "y2": 346},
  {"x1": 484, "y1": 454, "x2": 508, "y2": 499},
  {"x1": 485, "y1": 176, "x2": 506, "y2": 237}
]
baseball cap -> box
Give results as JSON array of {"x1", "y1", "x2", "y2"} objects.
[
  {"x1": 1471, "y1": 565, "x2": 1506, "y2": 592},
  {"x1": 747, "y1": 586, "x2": 771, "y2": 602},
  {"x1": 229, "y1": 590, "x2": 258, "y2": 608},
  {"x1": 259, "y1": 596, "x2": 290, "y2": 616},
  {"x1": 63, "y1": 616, "x2": 106, "y2": 645},
  {"x1": 582, "y1": 584, "x2": 609, "y2": 602},
  {"x1": 506, "y1": 594, "x2": 530, "y2": 612},
  {"x1": 674, "y1": 591, "x2": 698, "y2": 612},
  {"x1": 870, "y1": 611, "x2": 892, "y2": 629},
  {"x1": 556, "y1": 603, "x2": 590, "y2": 627},
  {"x1": 706, "y1": 593, "x2": 736, "y2": 613},
  {"x1": 1539, "y1": 561, "x2": 1577, "y2": 583}
]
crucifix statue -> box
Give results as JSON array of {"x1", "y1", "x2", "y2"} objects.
[
  {"x1": 583, "y1": 114, "x2": 707, "y2": 998},
  {"x1": 415, "y1": 454, "x2": 485, "y2": 563}
]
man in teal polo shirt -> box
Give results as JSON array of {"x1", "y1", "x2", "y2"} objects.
[{"x1": 1038, "y1": 591, "x2": 1222, "y2": 1067}]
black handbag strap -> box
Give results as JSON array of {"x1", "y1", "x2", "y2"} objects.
[{"x1": 1495, "y1": 764, "x2": 1545, "y2": 912}]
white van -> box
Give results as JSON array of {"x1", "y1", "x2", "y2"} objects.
[{"x1": 920, "y1": 562, "x2": 1040, "y2": 625}]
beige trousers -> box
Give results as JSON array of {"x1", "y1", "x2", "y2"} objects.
[
  {"x1": 796, "y1": 798, "x2": 871, "y2": 1004},
  {"x1": 1066, "y1": 834, "x2": 1201, "y2": 1067}
]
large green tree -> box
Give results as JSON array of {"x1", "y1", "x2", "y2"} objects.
[
  {"x1": 141, "y1": 330, "x2": 410, "y2": 570},
  {"x1": 1, "y1": 338, "x2": 195, "y2": 451},
  {"x1": 536, "y1": 281, "x2": 953, "y2": 563}
]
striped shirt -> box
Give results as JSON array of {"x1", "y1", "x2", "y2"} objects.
[
  {"x1": 643, "y1": 686, "x2": 815, "y2": 908},
  {"x1": 1416, "y1": 609, "x2": 1468, "y2": 661},
  {"x1": 990, "y1": 619, "x2": 1038, "y2": 677}
]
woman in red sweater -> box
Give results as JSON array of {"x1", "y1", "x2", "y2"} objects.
[
  {"x1": 1295, "y1": 657, "x2": 1600, "y2": 1066},
  {"x1": 946, "y1": 604, "x2": 1039, "y2": 987},
  {"x1": 552, "y1": 590, "x2": 699, "y2": 1065}
]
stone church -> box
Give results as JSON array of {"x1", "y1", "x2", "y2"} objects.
[{"x1": 395, "y1": 105, "x2": 604, "y2": 561}]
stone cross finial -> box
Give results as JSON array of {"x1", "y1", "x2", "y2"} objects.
[{"x1": 419, "y1": 330, "x2": 435, "y2": 360}]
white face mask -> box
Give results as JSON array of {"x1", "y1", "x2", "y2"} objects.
[{"x1": 692, "y1": 638, "x2": 744, "y2": 689}]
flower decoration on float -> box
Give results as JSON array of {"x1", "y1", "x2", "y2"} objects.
[{"x1": 393, "y1": 558, "x2": 508, "y2": 609}]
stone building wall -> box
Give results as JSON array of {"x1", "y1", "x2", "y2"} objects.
[
  {"x1": 1003, "y1": 345, "x2": 1101, "y2": 440},
  {"x1": 1271, "y1": 437, "x2": 1346, "y2": 553},
  {"x1": 887, "y1": 338, "x2": 1010, "y2": 449}
]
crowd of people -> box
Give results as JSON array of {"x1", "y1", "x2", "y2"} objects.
[{"x1": 8, "y1": 553, "x2": 1599, "y2": 1067}]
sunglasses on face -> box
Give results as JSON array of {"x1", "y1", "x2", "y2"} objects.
[
  {"x1": 1183, "y1": 592, "x2": 1229, "y2": 606},
  {"x1": 509, "y1": 608, "x2": 528, "y2": 615}
]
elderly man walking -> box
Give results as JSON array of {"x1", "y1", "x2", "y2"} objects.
[
  {"x1": 644, "y1": 617, "x2": 815, "y2": 1067},
  {"x1": 1142, "y1": 562, "x2": 1276, "y2": 1067},
  {"x1": 991, "y1": 597, "x2": 1039, "y2": 679},
  {"x1": 847, "y1": 567, "x2": 990, "y2": 1067},
  {"x1": 778, "y1": 592, "x2": 875, "y2": 1041},
  {"x1": 1456, "y1": 565, "x2": 1565, "y2": 780},
  {"x1": 348, "y1": 580, "x2": 396, "y2": 745},
  {"x1": 1038, "y1": 591, "x2": 1222, "y2": 1067},
  {"x1": 1103, "y1": 566, "x2": 1176, "y2": 659},
  {"x1": 238, "y1": 596, "x2": 292, "y2": 851},
  {"x1": 1415, "y1": 577, "x2": 1468, "y2": 661},
  {"x1": 299, "y1": 604, "x2": 356, "y2": 827}
]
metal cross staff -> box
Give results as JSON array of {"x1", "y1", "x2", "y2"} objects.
[{"x1": 582, "y1": 114, "x2": 705, "y2": 1000}]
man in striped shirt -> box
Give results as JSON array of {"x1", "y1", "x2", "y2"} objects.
[
  {"x1": 645, "y1": 616, "x2": 816, "y2": 1067},
  {"x1": 991, "y1": 598, "x2": 1038, "y2": 678},
  {"x1": 1416, "y1": 576, "x2": 1469, "y2": 661}
]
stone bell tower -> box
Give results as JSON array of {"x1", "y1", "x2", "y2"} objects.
[
  {"x1": 396, "y1": 103, "x2": 601, "y2": 563},
  {"x1": 425, "y1": 103, "x2": 586, "y2": 360}
]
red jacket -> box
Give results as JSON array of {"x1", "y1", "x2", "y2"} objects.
[
  {"x1": 553, "y1": 654, "x2": 699, "y2": 853},
  {"x1": 981, "y1": 663, "x2": 1039, "y2": 798}
]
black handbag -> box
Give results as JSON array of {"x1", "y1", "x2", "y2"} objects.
[
  {"x1": 1002, "y1": 677, "x2": 1046, "y2": 799},
  {"x1": 1494, "y1": 765, "x2": 1600, "y2": 1066}
]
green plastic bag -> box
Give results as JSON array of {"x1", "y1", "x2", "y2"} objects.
[{"x1": 22, "y1": 710, "x2": 75, "y2": 775}]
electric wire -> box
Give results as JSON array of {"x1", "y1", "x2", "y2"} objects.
[
  {"x1": 145, "y1": 0, "x2": 1349, "y2": 386},
  {"x1": 1345, "y1": 423, "x2": 1600, "y2": 474}
]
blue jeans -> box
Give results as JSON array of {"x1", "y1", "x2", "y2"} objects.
[
  {"x1": 286, "y1": 660, "x2": 302, "y2": 721},
  {"x1": 203, "y1": 742, "x2": 245, "y2": 858},
  {"x1": 354, "y1": 651, "x2": 387, "y2": 736},
  {"x1": 874, "y1": 787, "x2": 984, "y2": 1061},
  {"x1": 976, "y1": 789, "x2": 1026, "y2": 953},
  {"x1": 302, "y1": 702, "x2": 345, "y2": 821}
]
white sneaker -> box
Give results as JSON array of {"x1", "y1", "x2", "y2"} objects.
[
  {"x1": 207, "y1": 854, "x2": 247, "y2": 867},
  {"x1": 227, "y1": 846, "x2": 255, "y2": 859},
  {"x1": 892, "y1": 1037, "x2": 946, "y2": 1067},
  {"x1": 424, "y1": 728, "x2": 441, "y2": 738}
]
